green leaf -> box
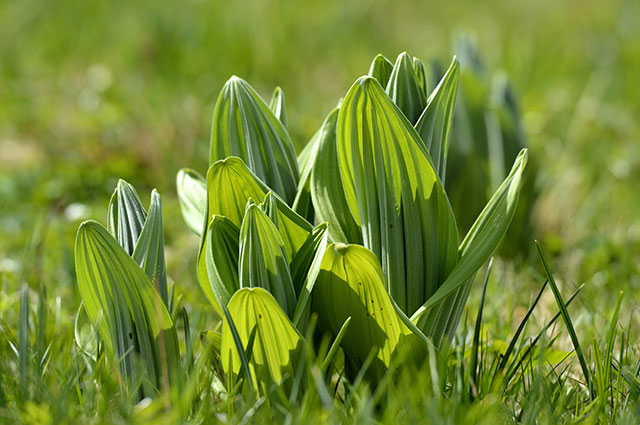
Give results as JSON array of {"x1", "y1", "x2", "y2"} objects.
[
  {"x1": 310, "y1": 108, "x2": 362, "y2": 244},
  {"x1": 292, "y1": 130, "x2": 321, "y2": 223},
  {"x1": 107, "y1": 179, "x2": 147, "y2": 256},
  {"x1": 239, "y1": 204, "x2": 297, "y2": 317},
  {"x1": 414, "y1": 57, "x2": 460, "y2": 183},
  {"x1": 210, "y1": 76, "x2": 299, "y2": 204},
  {"x1": 221, "y1": 288, "x2": 304, "y2": 394},
  {"x1": 260, "y1": 192, "x2": 312, "y2": 263},
  {"x1": 368, "y1": 54, "x2": 394, "y2": 88},
  {"x1": 269, "y1": 86, "x2": 288, "y2": 129},
  {"x1": 198, "y1": 216, "x2": 240, "y2": 316},
  {"x1": 204, "y1": 157, "x2": 270, "y2": 228},
  {"x1": 132, "y1": 190, "x2": 168, "y2": 307},
  {"x1": 312, "y1": 243, "x2": 425, "y2": 383},
  {"x1": 176, "y1": 168, "x2": 207, "y2": 236},
  {"x1": 75, "y1": 221, "x2": 180, "y2": 397},
  {"x1": 385, "y1": 52, "x2": 428, "y2": 124},
  {"x1": 412, "y1": 149, "x2": 528, "y2": 344},
  {"x1": 337, "y1": 76, "x2": 459, "y2": 315},
  {"x1": 412, "y1": 57, "x2": 428, "y2": 100},
  {"x1": 291, "y1": 223, "x2": 329, "y2": 329}
]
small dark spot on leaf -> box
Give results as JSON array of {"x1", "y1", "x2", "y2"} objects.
[
  {"x1": 128, "y1": 332, "x2": 133, "y2": 339},
  {"x1": 258, "y1": 313, "x2": 262, "y2": 319}
]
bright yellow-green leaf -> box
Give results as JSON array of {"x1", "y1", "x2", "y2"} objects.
[
  {"x1": 312, "y1": 243, "x2": 425, "y2": 383},
  {"x1": 310, "y1": 108, "x2": 362, "y2": 244},
  {"x1": 221, "y1": 288, "x2": 304, "y2": 394},
  {"x1": 239, "y1": 204, "x2": 296, "y2": 317},
  {"x1": 210, "y1": 76, "x2": 298, "y2": 203},
  {"x1": 337, "y1": 76, "x2": 459, "y2": 315},
  {"x1": 176, "y1": 168, "x2": 207, "y2": 236},
  {"x1": 75, "y1": 221, "x2": 180, "y2": 397}
]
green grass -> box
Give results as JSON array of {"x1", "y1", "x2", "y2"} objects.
[{"x1": 2, "y1": 0, "x2": 640, "y2": 423}]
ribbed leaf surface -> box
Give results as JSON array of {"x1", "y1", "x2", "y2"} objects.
[
  {"x1": 412, "y1": 149, "x2": 528, "y2": 345},
  {"x1": 312, "y1": 243, "x2": 425, "y2": 383},
  {"x1": 310, "y1": 108, "x2": 362, "y2": 244},
  {"x1": 415, "y1": 58, "x2": 460, "y2": 183},
  {"x1": 385, "y1": 52, "x2": 427, "y2": 124},
  {"x1": 131, "y1": 190, "x2": 168, "y2": 306},
  {"x1": 221, "y1": 288, "x2": 303, "y2": 394},
  {"x1": 107, "y1": 179, "x2": 147, "y2": 256},
  {"x1": 75, "y1": 221, "x2": 179, "y2": 397},
  {"x1": 337, "y1": 76, "x2": 459, "y2": 315},
  {"x1": 239, "y1": 204, "x2": 296, "y2": 317},
  {"x1": 210, "y1": 76, "x2": 299, "y2": 203}
]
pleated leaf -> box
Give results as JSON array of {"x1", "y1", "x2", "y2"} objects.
[
  {"x1": 290, "y1": 223, "x2": 329, "y2": 328},
  {"x1": 292, "y1": 129, "x2": 321, "y2": 223},
  {"x1": 107, "y1": 179, "x2": 147, "y2": 256},
  {"x1": 337, "y1": 76, "x2": 459, "y2": 316},
  {"x1": 204, "y1": 157, "x2": 270, "y2": 228},
  {"x1": 210, "y1": 76, "x2": 299, "y2": 204},
  {"x1": 239, "y1": 204, "x2": 297, "y2": 317},
  {"x1": 260, "y1": 191, "x2": 312, "y2": 263},
  {"x1": 385, "y1": 52, "x2": 427, "y2": 124},
  {"x1": 268, "y1": 86, "x2": 288, "y2": 129},
  {"x1": 312, "y1": 243, "x2": 426, "y2": 383},
  {"x1": 412, "y1": 57, "x2": 428, "y2": 100},
  {"x1": 131, "y1": 190, "x2": 168, "y2": 306},
  {"x1": 75, "y1": 221, "x2": 180, "y2": 397},
  {"x1": 368, "y1": 54, "x2": 394, "y2": 88},
  {"x1": 415, "y1": 57, "x2": 460, "y2": 183},
  {"x1": 310, "y1": 108, "x2": 362, "y2": 244},
  {"x1": 412, "y1": 149, "x2": 528, "y2": 344},
  {"x1": 197, "y1": 216, "x2": 240, "y2": 315},
  {"x1": 221, "y1": 288, "x2": 304, "y2": 394},
  {"x1": 176, "y1": 168, "x2": 207, "y2": 236}
]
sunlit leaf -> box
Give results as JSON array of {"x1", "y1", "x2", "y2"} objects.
[
  {"x1": 310, "y1": 108, "x2": 362, "y2": 244},
  {"x1": 132, "y1": 190, "x2": 168, "y2": 306},
  {"x1": 337, "y1": 76, "x2": 459, "y2": 315},
  {"x1": 75, "y1": 221, "x2": 180, "y2": 397},
  {"x1": 210, "y1": 76, "x2": 299, "y2": 203},
  {"x1": 221, "y1": 288, "x2": 304, "y2": 394},
  {"x1": 239, "y1": 204, "x2": 297, "y2": 317},
  {"x1": 385, "y1": 52, "x2": 427, "y2": 124},
  {"x1": 312, "y1": 243, "x2": 425, "y2": 383},
  {"x1": 368, "y1": 54, "x2": 394, "y2": 88},
  {"x1": 176, "y1": 168, "x2": 207, "y2": 236},
  {"x1": 414, "y1": 57, "x2": 460, "y2": 183},
  {"x1": 269, "y1": 86, "x2": 288, "y2": 129},
  {"x1": 107, "y1": 179, "x2": 147, "y2": 256},
  {"x1": 412, "y1": 149, "x2": 528, "y2": 345}
]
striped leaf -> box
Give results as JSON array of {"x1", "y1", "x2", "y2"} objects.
[
  {"x1": 75, "y1": 221, "x2": 180, "y2": 398},
  {"x1": 131, "y1": 190, "x2": 168, "y2": 306},
  {"x1": 260, "y1": 191, "x2": 312, "y2": 264},
  {"x1": 368, "y1": 54, "x2": 394, "y2": 88},
  {"x1": 176, "y1": 168, "x2": 207, "y2": 236},
  {"x1": 412, "y1": 149, "x2": 528, "y2": 345},
  {"x1": 107, "y1": 179, "x2": 147, "y2": 256},
  {"x1": 312, "y1": 243, "x2": 426, "y2": 383},
  {"x1": 415, "y1": 57, "x2": 460, "y2": 183},
  {"x1": 412, "y1": 56, "x2": 428, "y2": 100},
  {"x1": 239, "y1": 204, "x2": 297, "y2": 318},
  {"x1": 337, "y1": 76, "x2": 459, "y2": 316},
  {"x1": 385, "y1": 52, "x2": 428, "y2": 124},
  {"x1": 310, "y1": 108, "x2": 362, "y2": 244},
  {"x1": 198, "y1": 215, "x2": 240, "y2": 315},
  {"x1": 210, "y1": 76, "x2": 299, "y2": 204},
  {"x1": 269, "y1": 86, "x2": 288, "y2": 129},
  {"x1": 221, "y1": 288, "x2": 304, "y2": 394}
]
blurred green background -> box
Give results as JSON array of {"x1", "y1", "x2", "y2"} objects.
[{"x1": 1, "y1": 0, "x2": 639, "y2": 330}]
